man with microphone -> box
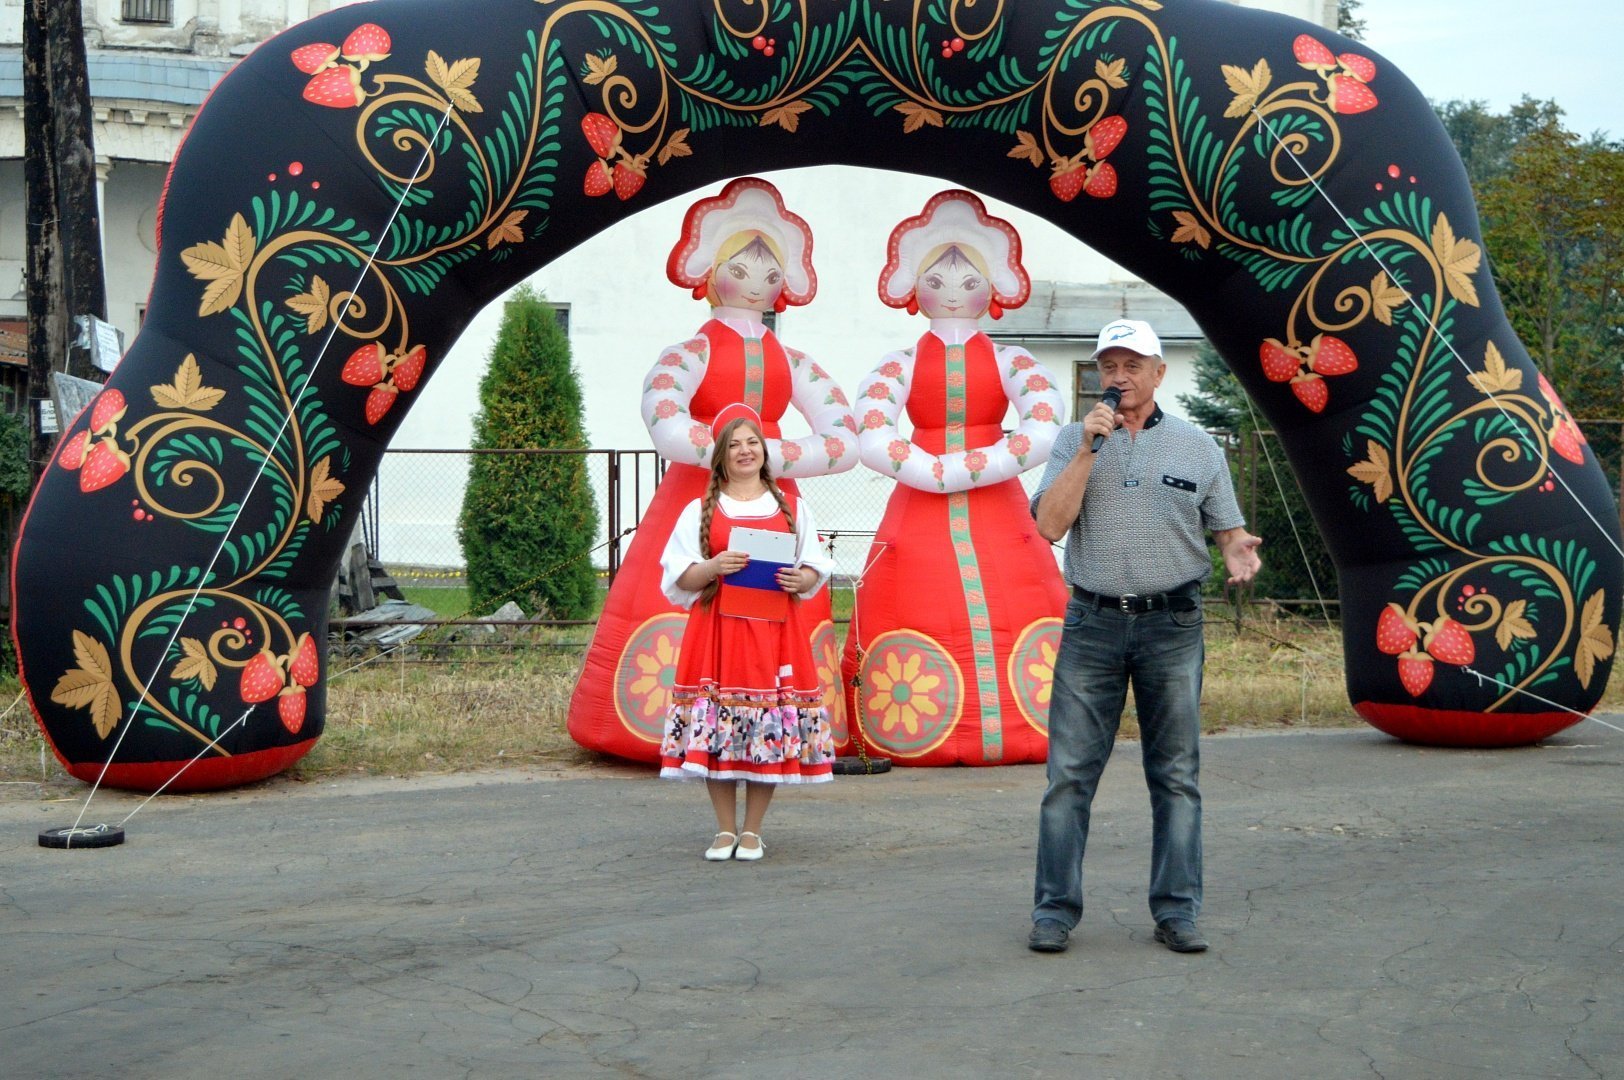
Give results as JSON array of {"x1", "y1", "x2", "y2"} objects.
[{"x1": 1026, "y1": 318, "x2": 1262, "y2": 956}]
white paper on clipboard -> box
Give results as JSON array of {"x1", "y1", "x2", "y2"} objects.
[{"x1": 727, "y1": 526, "x2": 799, "y2": 567}]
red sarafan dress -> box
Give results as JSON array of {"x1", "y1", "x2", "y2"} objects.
[
  {"x1": 841, "y1": 329, "x2": 1068, "y2": 766},
  {"x1": 567, "y1": 319, "x2": 855, "y2": 763},
  {"x1": 658, "y1": 493, "x2": 835, "y2": 782}
]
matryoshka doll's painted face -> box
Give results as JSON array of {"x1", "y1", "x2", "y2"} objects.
[
  {"x1": 916, "y1": 245, "x2": 992, "y2": 320},
  {"x1": 711, "y1": 235, "x2": 785, "y2": 313}
]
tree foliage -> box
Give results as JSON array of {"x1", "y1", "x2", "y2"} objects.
[
  {"x1": 458, "y1": 286, "x2": 600, "y2": 619},
  {"x1": 1336, "y1": 0, "x2": 1366, "y2": 41}
]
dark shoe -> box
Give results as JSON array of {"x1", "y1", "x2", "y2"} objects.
[
  {"x1": 1028, "y1": 918, "x2": 1070, "y2": 953},
  {"x1": 1153, "y1": 919, "x2": 1208, "y2": 953}
]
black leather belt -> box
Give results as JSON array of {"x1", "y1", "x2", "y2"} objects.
[{"x1": 1073, "y1": 585, "x2": 1199, "y2": 614}]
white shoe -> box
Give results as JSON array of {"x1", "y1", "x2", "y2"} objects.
[
  {"x1": 734, "y1": 831, "x2": 764, "y2": 862},
  {"x1": 704, "y1": 832, "x2": 738, "y2": 861}
]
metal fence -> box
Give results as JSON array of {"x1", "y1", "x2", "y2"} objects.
[{"x1": 360, "y1": 422, "x2": 1624, "y2": 607}]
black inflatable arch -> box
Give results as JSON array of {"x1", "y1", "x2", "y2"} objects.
[{"x1": 17, "y1": 0, "x2": 1620, "y2": 790}]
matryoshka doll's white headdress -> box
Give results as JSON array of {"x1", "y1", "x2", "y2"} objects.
[
  {"x1": 666, "y1": 176, "x2": 817, "y2": 311},
  {"x1": 877, "y1": 189, "x2": 1030, "y2": 319}
]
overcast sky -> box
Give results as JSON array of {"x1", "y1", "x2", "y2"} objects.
[{"x1": 1354, "y1": 0, "x2": 1618, "y2": 139}]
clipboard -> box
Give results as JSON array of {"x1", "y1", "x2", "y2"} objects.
[{"x1": 718, "y1": 526, "x2": 799, "y2": 621}]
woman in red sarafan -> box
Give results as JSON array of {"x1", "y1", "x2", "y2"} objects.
[
  {"x1": 566, "y1": 178, "x2": 857, "y2": 764},
  {"x1": 658, "y1": 403, "x2": 837, "y2": 862},
  {"x1": 841, "y1": 190, "x2": 1070, "y2": 767}
]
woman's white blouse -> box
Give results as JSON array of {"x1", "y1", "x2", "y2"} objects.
[{"x1": 659, "y1": 493, "x2": 836, "y2": 610}]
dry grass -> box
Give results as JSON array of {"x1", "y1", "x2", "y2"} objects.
[{"x1": 3, "y1": 608, "x2": 1622, "y2": 787}]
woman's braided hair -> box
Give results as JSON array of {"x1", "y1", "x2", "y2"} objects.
[{"x1": 696, "y1": 416, "x2": 794, "y2": 606}]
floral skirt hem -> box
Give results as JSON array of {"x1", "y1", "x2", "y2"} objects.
[{"x1": 659, "y1": 758, "x2": 833, "y2": 784}]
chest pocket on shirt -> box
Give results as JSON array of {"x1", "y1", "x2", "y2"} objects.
[{"x1": 1157, "y1": 473, "x2": 1203, "y2": 533}]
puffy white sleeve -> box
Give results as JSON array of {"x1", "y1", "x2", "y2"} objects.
[
  {"x1": 856, "y1": 343, "x2": 1067, "y2": 493},
  {"x1": 793, "y1": 497, "x2": 836, "y2": 598},
  {"x1": 771, "y1": 344, "x2": 860, "y2": 479},
  {"x1": 641, "y1": 335, "x2": 718, "y2": 468},
  {"x1": 659, "y1": 499, "x2": 708, "y2": 610}
]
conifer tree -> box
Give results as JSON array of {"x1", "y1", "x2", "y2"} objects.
[{"x1": 458, "y1": 286, "x2": 599, "y2": 619}]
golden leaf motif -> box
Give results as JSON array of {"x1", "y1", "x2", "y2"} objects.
[
  {"x1": 1222, "y1": 58, "x2": 1271, "y2": 119},
  {"x1": 895, "y1": 101, "x2": 945, "y2": 134},
  {"x1": 1574, "y1": 590, "x2": 1614, "y2": 689},
  {"x1": 1008, "y1": 130, "x2": 1044, "y2": 166},
  {"x1": 1095, "y1": 57, "x2": 1129, "y2": 89},
  {"x1": 1430, "y1": 213, "x2": 1482, "y2": 307},
  {"x1": 151, "y1": 353, "x2": 226, "y2": 412},
  {"x1": 1346, "y1": 440, "x2": 1393, "y2": 503},
  {"x1": 657, "y1": 127, "x2": 693, "y2": 166},
  {"x1": 51, "y1": 630, "x2": 121, "y2": 739},
  {"x1": 761, "y1": 100, "x2": 814, "y2": 132},
  {"x1": 583, "y1": 52, "x2": 617, "y2": 86},
  {"x1": 426, "y1": 50, "x2": 482, "y2": 113},
  {"x1": 487, "y1": 209, "x2": 528, "y2": 250},
  {"x1": 306, "y1": 455, "x2": 346, "y2": 522},
  {"x1": 1370, "y1": 272, "x2": 1409, "y2": 326},
  {"x1": 1467, "y1": 340, "x2": 1523, "y2": 396},
  {"x1": 180, "y1": 213, "x2": 255, "y2": 317},
  {"x1": 1127, "y1": 0, "x2": 1164, "y2": 8},
  {"x1": 1494, "y1": 599, "x2": 1537, "y2": 652},
  {"x1": 285, "y1": 274, "x2": 332, "y2": 334},
  {"x1": 171, "y1": 637, "x2": 218, "y2": 691},
  {"x1": 1171, "y1": 210, "x2": 1212, "y2": 250}
]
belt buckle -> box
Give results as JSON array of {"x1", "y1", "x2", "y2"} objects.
[{"x1": 1118, "y1": 593, "x2": 1138, "y2": 613}]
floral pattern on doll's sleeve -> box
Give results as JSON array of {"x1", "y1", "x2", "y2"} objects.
[
  {"x1": 775, "y1": 344, "x2": 859, "y2": 475},
  {"x1": 642, "y1": 336, "x2": 715, "y2": 466}
]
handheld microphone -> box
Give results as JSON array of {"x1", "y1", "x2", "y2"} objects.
[{"x1": 1090, "y1": 387, "x2": 1122, "y2": 453}]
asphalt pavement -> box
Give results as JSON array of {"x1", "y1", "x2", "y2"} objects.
[{"x1": 2, "y1": 725, "x2": 1620, "y2": 1079}]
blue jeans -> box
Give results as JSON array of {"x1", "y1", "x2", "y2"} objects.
[{"x1": 1033, "y1": 592, "x2": 1205, "y2": 928}]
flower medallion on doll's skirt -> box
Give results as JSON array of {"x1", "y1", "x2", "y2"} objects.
[
  {"x1": 616, "y1": 613, "x2": 687, "y2": 742},
  {"x1": 1007, "y1": 619, "x2": 1062, "y2": 735},
  {"x1": 859, "y1": 631, "x2": 963, "y2": 758}
]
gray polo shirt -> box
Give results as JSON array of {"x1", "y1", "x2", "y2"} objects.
[{"x1": 1031, "y1": 408, "x2": 1246, "y2": 595}]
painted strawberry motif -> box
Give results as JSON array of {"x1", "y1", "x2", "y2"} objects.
[
  {"x1": 90, "y1": 389, "x2": 127, "y2": 434},
  {"x1": 1397, "y1": 652, "x2": 1434, "y2": 697},
  {"x1": 613, "y1": 161, "x2": 646, "y2": 201},
  {"x1": 278, "y1": 688, "x2": 307, "y2": 734},
  {"x1": 1308, "y1": 334, "x2": 1358, "y2": 376},
  {"x1": 58, "y1": 431, "x2": 90, "y2": 472},
  {"x1": 240, "y1": 651, "x2": 283, "y2": 704},
  {"x1": 1086, "y1": 116, "x2": 1127, "y2": 161},
  {"x1": 1290, "y1": 373, "x2": 1328, "y2": 413},
  {"x1": 584, "y1": 159, "x2": 613, "y2": 197},
  {"x1": 1083, "y1": 161, "x2": 1118, "y2": 199},
  {"x1": 291, "y1": 42, "x2": 339, "y2": 75},
  {"x1": 1328, "y1": 75, "x2": 1378, "y2": 115},
  {"x1": 303, "y1": 66, "x2": 364, "y2": 109},
  {"x1": 288, "y1": 633, "x2": 320, "y2": 689},
  {"x1": 79, "y1": 441, "x2": 130, "y2": 493},
  {"x1": 1538, "y1": 374, "x2": 1587, "y2": 465},
  {"x1": 1260, "y1": 339, "x2": 1301, "y2": 383},
  {"x1": 1375, "y1": 603, "x2": 1418, "y2": 656},
  {"x1": 341, "y1": 23, "x2": 392, "y2": 64},
  {"x1": 581, "y1": 113, "x2": 620, "y2": 159},
  {"x1": 1049, "y1": 163, "x2": 1085, "y2": 203},
  {"x1": 1293, "y1": 34, "x2": 1337, "y2": 71},
  {"x1": 391, "y1": 345, "x2": 427, "y2": 393},
  {"x1": 365, "y1": 385, "x2": 398, "y2": 425},
  {"x1": 1425, "y1": 617, "x2": 1475, "y2": 666},
  {"x1": 1337, "y1": 52, "x2": 1378, "y2": 84},
  {"x1": 342, "y1": 343, "x2": 387, "y2": 386}
]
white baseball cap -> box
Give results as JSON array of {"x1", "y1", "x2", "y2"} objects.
[{"x1": 1090, "y1": 318, "x2": 1163, "y2": 361}]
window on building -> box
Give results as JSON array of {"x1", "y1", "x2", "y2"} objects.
[
  {"x1": 550, "y1": 303, "x2": 570, "y2": 337},
  {"x1": 761, "y1": 310, "x2": 778, "y2": 334},
  {"x1": 1073, "y1": 359, "x2": 1103, "y2": 421},
  {"x1": 121, "y1": 0, "x2": 174, "y2": 25}
]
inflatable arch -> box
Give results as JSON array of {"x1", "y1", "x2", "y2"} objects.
[{"x1": 16, "y1": 0, "x2": 1620, "y2": 791}]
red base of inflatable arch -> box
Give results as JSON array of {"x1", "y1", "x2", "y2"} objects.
[
  {"x1": 55, "y1": 739, "x2": 318, "y2": 793},
  {"x1": 1354, "y1": 703, "x2": 1582, "y2": 748}
]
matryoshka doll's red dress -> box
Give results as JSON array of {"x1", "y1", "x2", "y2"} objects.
[{"x1": 567, "y1": 317, "x2": 856, "y2": 762}]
